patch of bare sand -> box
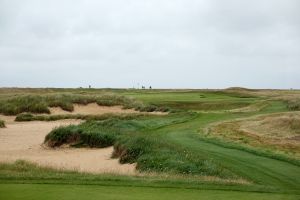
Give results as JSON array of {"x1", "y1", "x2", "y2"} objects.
[
  {"x1": 49, "y1": 103, "x2": 167, "y2": 116},
  {"x1": 0, "y1": 114, "x2": 15, "y2": 124},
  {"x1": 49, "y1": 103, "x2": 138, "y2": 115},
  {"x1": 0, "y1": 120, "x2": 136, "y2": 175}
]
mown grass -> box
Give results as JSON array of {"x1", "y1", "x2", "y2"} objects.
[
  {"x1": 199, "y1": 135, "x2": 300, "y2": 167},
  {"x1": 158, "y1": 101, "x2": 251, "y2": 111},
  {"x1": 4, "y1": 161, "x2": 296, "y2": 200},
  {"x1": 0, "y1": 119, "x2": 5, "y2": 128},
  {"x1": 119, "y1": 90, "x2": 258, "y2": 111}
]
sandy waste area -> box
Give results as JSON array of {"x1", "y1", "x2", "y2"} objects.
[{"x1": 0, "y1": 104, "x2": 138, "y2": 175}]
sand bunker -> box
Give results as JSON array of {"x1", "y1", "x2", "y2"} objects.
[
  {"x1": 49, "y1": 103, "x2": 167, "y2": 116},
  {"x1": 49, "y1": 103, "x2": 140, "y2": 115},
  {"x1": 0, "y1": 120, "x2": 136, "y2": 174},
  {"x1": 0, "y1": 115, "x2": 16, "y2": 124}
]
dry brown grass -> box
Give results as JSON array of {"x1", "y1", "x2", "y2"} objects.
[{"x1": 208, "y1": 112, "x2": 300, "y2": 158}]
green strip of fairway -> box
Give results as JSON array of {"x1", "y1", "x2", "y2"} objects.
[
  {"x1": 159, "y1": 113, "x2": 300, "y2": 192},
  {"x1": 0, "y1": 183, "x2": 299, "y2": 200}
]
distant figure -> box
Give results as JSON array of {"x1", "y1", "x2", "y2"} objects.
[
  {"x1": 142, "y1": 86, "x2": 145, "y2": 89},
  {"x1": 149, "y1": 86, "x2": 152, "y2": 89},
  {"x1": 89, "y1": 85, "x2": 91, "y2": 89}
]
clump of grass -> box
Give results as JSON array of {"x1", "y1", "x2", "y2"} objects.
[
  {"x1": 0, "y1": 120, "x2": 5, "y2": 128},
  {"x1": 15, "y1": 113, "x2": 35, "y2": 121},
  {"x1": 287, "y1": 99, "x2": 300, "y2": 111},
  {"x1": 15, "y1": 112, "x2": 149, "y2": 122},
  {"x1": 45, "y1": 120, "x2": 120, "y2": 148},
  {"x1": 135, "y1": 104, "x2": 170, "y2": 112},
  {"x1": 0, "y1": 93, "x2": 169, "y2": 116},
  {"x1": 0, "y1": 95, "x2": 50, "y2": 115}
]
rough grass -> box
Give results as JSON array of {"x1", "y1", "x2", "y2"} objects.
[
  {"x1": 0, "y1": 119, "x2": 5, "y2": 128},
  {"x1": 0, "y1": 160, "x2": 249, "y2": 186},
  {"x1": 15, "y1": 112, "x2": 149, "y2": 122},
  {"x1": 44, "y1": 116, "x2": 236, "y2": 178},
  {"x1": 207, "y1": 113, "x2": 300, "y2": 158},
  {"x1": 0, "y1": 93, "x2": 169, "y2": 116},
  {"x1": 45, "y1": 119, "x2": 121, "y2": 148},
  {"x1": 287, "y1": 99, "x2": 300, "y2": 111},
  {"x1": 157, "y1": 101, "x2": 251, "y2": 111},
  {"x1": 0, "y1": 95, "x2": 50, "y2": 115}
]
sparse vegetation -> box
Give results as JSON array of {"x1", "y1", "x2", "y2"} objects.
[
  {"x1": 15, "y1": 112, "x2": 148, "y2": 122},
  {"x1": 287, "y1": 99, "x2": 300, "y2": 111},
  {"x1": 0, "y1": 93, "x2": 169, "y2": 116},
  {"x1": 207, "y1": 112, "x2": 300, "y2": 158},
  {"x1": 0, "y1": 120, "x2": 5, "y2": 128}
]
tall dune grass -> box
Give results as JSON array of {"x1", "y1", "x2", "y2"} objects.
[
  {"x1": 287, "y1": 99, "x2": 300, "y2": 111},
  {"x1": 0, "y1": 94, "x2": 168, "y2": 115}
]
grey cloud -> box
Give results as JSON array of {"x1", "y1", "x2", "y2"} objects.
[{"x1": 0, "y1": 0, "x2": 299, "y2": 89}]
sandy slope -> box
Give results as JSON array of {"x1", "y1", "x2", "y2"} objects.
[
  {"x1": 49, "y1": 103, "x2": 140, "y2": 115},
  {"x1": 0, "y1": 119, "x2": 136, "y2": 174}
]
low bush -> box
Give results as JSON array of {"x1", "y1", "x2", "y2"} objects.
[
  {"x1": 15, "y1": 113, "x2": 34, "y2": 121},
  {"x1": 0, "y1": 120, "x2": 5, "y2": 128}
]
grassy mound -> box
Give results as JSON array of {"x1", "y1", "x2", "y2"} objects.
[
  {"x1": 0, "y1": 94, "x2": 169, "y2": 116},
  {"x1": 44, "y1": 116, "x2": 236, "y2": 178},
  {"x1": 287, "y1": 99, "x2": 300, "y2": 111},
  {"x1": 259, "y1": 114, "x2": 300, "y2": 135},
  {"x1": 15, "y1": 112, "x2": 148, "y2": 122},
  {"x1": 45, "y1": 120, "x2": 120, "y2": 148},
  {"x1": 208, "y1": 112, "x2": 300, "y2": 158}
]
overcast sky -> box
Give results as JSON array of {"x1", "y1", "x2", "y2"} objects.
[{"x1": 0, "y1": 0, "x2": 299, "y2": 89}]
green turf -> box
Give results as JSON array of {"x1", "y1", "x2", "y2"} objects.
[{"x1": 1, "y1": 183, "x2": 299, "y2": 200}]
